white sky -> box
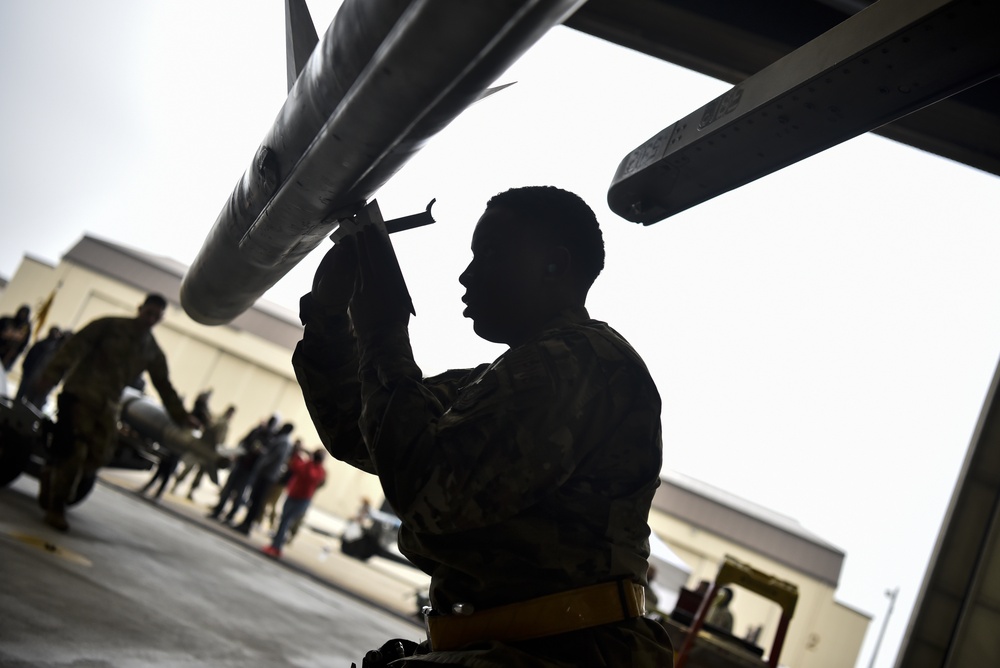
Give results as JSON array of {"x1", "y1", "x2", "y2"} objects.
[{"x1": 3, "y1": 2, "x2": 1000, "y2": 667}]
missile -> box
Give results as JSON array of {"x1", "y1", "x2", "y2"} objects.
[
  {"x1": 181, "y1": 0, "x2": 585, "y2": 325},
  {"x1": 120, "y1": 392, "x2": 228, "y2": 473}
]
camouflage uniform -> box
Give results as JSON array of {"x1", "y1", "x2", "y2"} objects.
[
  {"x1": 39, "y1": 316, "x2": 187, "y2": 511},
  {"x1": 295, "y1": 295, "x2": 672, "y2": 667}
]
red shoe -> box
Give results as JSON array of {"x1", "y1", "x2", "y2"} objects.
[{"x1": 262, "y1": 545, "x2": 282, "y2": 558}]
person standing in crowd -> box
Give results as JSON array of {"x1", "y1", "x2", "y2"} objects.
[
  {"x1": 138, "y1": 447, "x2": 181, "y2": 501},
  {"x1": 294, "y1": 187, "x2": 671, "y2": 665},
  {"x1": 209, "y1": 415, "x2": 277, "y2": 522},
  {"x1": 174, "y1": 404, "x2": 236, "y2": 500},
  {"x1": 262, "y1": 446, "x2": 326, "y2": 559},
  {"x1": 32, "y1": 293, "x2": 195, "y2": 531},
  {"x1": 262, "y1": 437, "x2": 303, "y2": 530},
  {"x1": 232, "y1": 422, "x2": 295, "y2": 535},
  {"x1": 706, "y1": 586, "x2": 735, "y2": 633},
  {"x1": 190, "y1": 389, "x2": 212, "y2": 426},
  {"x1": 0, "y1": 304, "x2": 32, "y2": 372},
  {"x1": 15, "y1": 326, "x2": 65, "y2": 409}
]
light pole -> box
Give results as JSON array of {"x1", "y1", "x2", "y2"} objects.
[{"x1": 867, "y1": 586, "x2": 900, "y2": 668}]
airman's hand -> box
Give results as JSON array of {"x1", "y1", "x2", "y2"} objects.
[
  {"x1": 311, "y1": 238, "x2": 359, "y2": 312},
  {"x1": 350, "y1": 226, "x2": 412, "y2": 338}
]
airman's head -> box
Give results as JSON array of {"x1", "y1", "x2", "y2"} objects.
[
  {"x1": 459, "y1": 186, "x2": 604, "y2": 346},
  {"x1": 136, "y1": 293, "x2": 167, "y2": 330}
]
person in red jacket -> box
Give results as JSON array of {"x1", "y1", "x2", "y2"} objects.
[{"x1": 262, "y1": 446, "x2": 326, "y2": 558}]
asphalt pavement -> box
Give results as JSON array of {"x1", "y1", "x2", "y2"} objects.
[{"x1": 0, "y1": 470, "x2": 428, "y2": 667}]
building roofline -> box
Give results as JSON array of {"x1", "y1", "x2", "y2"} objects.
[
  {"x1": 61, "y1": 235, "x2": 303, "y2": 349},
  {"x1": 656, "y1": 469, "x2": 845, "y2": 587}
]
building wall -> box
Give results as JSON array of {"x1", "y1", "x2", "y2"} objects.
[
  {"x1": 650, "y1": 511, "x2": 869, "y2": 668},
  {"x1": 0, "y1": 255, "x2": 382, "y2": 518}
]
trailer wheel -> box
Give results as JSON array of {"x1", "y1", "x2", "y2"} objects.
[{"x1": 0, "y1": 424, "x2": 32, "y2": 487}]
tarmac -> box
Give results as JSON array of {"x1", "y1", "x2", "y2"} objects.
[
  {"x1": 1, "y1": 468, "x2": 432, "y2": 666},
  {"x1": 99, "y1": 468, "x2": 432, "y2": 623}
]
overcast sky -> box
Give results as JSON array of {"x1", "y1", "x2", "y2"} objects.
[{"x1": 3, "y1": 2, "x2": 1000, "y2": 666}]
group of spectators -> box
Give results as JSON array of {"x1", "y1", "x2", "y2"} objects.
[
  {"x1": 131, "y1": 387, "x2": 328, "y2": 556},
  {"x1": 206, "y1": 414, "x2": 326, "y2": 556}
]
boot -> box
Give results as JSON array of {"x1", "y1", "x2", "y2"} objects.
[
  {"x1": 37, "y1": 466, "x2": 52, "y2": 510},
  {"x1": 43, "y1": 509, "x2": 69, "y2": 532},
  {"x1": 43, "y1": 462, "x2": 78, "y2": 532}
]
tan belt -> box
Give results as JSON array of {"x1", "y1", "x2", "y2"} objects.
[{"x1": 425, "y1": 580, "x2": 646, "y2": 651}]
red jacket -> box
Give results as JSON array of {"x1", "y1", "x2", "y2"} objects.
[{"x1": 285, "y1": 456, "x2": 326, "y2": 499}]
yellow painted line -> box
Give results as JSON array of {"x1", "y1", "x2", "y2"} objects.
[{"x1": 3, "y1": 530, "x2": 93, "y2": 567}]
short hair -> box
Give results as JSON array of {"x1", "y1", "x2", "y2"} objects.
[
  {"x1": 485, "y1": 186, "x2": 605, "y2": 285},
  {"x1": 143, "y1": 293, "x2": 168, "y2": 309}
]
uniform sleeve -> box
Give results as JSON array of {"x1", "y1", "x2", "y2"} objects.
[
  {"x1": 359, "y1": 326, "x2": 626, "y2": 535},
  {"x1": 38, "y1": 319, "x2": 103, "y2": 390},
  {"x1": 294, "y1": 293, "x2": 474, "y2": 479},
  {"x1": 147, "y1": 350, "x2": 188, "y2": 424},
  {"x1": 293, "y1": 293, "x2": 372, "y2": 472}
]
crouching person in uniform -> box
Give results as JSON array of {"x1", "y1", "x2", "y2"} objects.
[
  {"x1": 33, "y1": 293, "x2": 194, "y2": 532},
  {"x1": 294, "y1": 187, "x2": 673, "y2": 666}
]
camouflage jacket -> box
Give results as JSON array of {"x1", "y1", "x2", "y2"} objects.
[
  {"x1": 40, "y1": 316, "x2": 187, "y2": 423},
  {"x1": 294, "y1": 295, "x2": 668, "y2": 664},
  {"x1": 293, "y1": 295, "x2": 661, "y2": 588}
]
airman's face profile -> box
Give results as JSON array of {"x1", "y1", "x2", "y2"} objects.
[{"x1": 459, "y1": 207, "x2": 550, "y2": 346}]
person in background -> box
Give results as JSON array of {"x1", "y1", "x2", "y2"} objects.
[
  {"x1": 706, "y1": 586, "x2": 735, "y2": 633},
  {"x1": 174, "y1": 404, "x2": 236, "y2": 500},
  {"x1": 191, "y1": 389, "x2": 212, "y2": 426},
  {"x1": 16, "y1": 326, "x2": 65, "y2": 409},
  {"x1": 262, "y1": 446, "x2": 326, "y2": 559},
  {"x1": 232, "y1": 422, "x2": 295, "y2": 535},
  {"x1": 33, "y1": 293, "x2": 195, "y2": 531},
  {"x1": 0, "y1": 304, "x2": 32, "y2": 372},
  {"x1": 262, "y1": 438, "x2": 303, "y2": 530},
  {"x1": 138, "y1": 448, "x2": 181, "y2": 502},
  {"x1": 209, "y1": 415, "x2": 277, "y2": 522},
  {"x1": 644, "y1": 564, "x2": 660, "y2": 612}
]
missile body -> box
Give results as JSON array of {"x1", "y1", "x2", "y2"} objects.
[
  {"x1": 181, "y1": 0, "x2": 584, "y2": 325},
  {"x1": 120, "y1": 392, "x2": 225, "y2": 471}
]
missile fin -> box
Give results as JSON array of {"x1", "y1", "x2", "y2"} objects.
[{"x1": 285, "y1": 0, "x2": 319, "y2": 93}]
